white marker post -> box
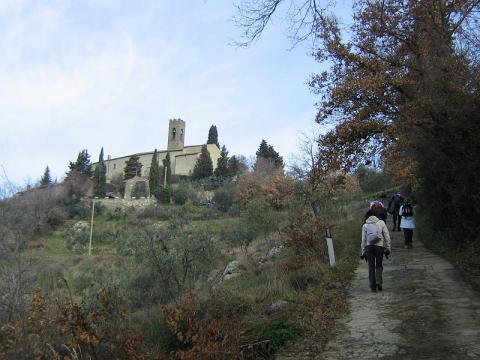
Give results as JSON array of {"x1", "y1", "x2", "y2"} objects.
[
  {"x1": 164, "y1": 166, "x2": 168, "y2": 188},
  {"x1": 325, "y1": 227, "x2": 336, "y2": 267},
  {"x1": 88, "y1": 200, "x2": 95, "y2": 256}
]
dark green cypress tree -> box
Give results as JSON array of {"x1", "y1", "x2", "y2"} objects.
[
  {"x1": 162, "y1": 152, "x2": 172, "y2": 186},
  {"x1": 124, "y1": 155, "x2": 143, "y2": 180},
  {"x1": 192, "y1": 145, "x2": 213, "y2": 180},
  {"x1": 149, "y1": 149, "x2": 160, "y2": 196},
  {"x1": 254, "y1": 139, "x2": 284, "y2": 170},
  {"x1": 40, "y1": 166, "x2": 52, "y2": 186},
  {"x1": 214, "y1": 145, "x2": 229, "y2": 178},
  {"x1": 93, "y1": 147, "x2": 107, "y2": 197},
  {"x1": 207, "y1": 125, "x2": 220, "y2": 148},
  {"x1": 67, "y1": 149, "x2": 92, "y2": 177}
]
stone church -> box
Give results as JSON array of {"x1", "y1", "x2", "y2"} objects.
[{"x1": 98, "y1": 119, "x2": 221, "y2": 182}]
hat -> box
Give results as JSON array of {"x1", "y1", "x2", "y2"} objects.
[{"x1": 372, "y1": 202, "x2": 383, "y2": 210}]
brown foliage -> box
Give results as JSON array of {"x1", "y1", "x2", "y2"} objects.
[
  {"x1": 160, "y1": 293, "x2": 243, "y2": 360},
  {"x1": 1, "y1": 287, "x2": 152, "y2": 359},
  {"x1": 235, "y1": 170, "x2": 295, "y2": 210}
]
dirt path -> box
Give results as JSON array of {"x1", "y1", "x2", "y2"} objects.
[
  {"x1": 277, "y1": 218, "x2": 480, "y2": 359},
  {"x1": 320, "y1": 221, "x2": 480, "y2": 359}
]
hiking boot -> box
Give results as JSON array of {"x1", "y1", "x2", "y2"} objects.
[{"x1": 377, "y1": 284, "x2": 382, "y2": 291}]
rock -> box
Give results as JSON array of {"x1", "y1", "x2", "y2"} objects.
[
  {"x1": 223, "y1": 260, "x2": 241, "y2": 280},
  {"x1": 266, "y1": 300, "x2": 288, "y2": 315},
  {"x1": 267, "y1": 245, "x2": 283, "y2": 258},
  {"x1": 73, "y1": 221, "x2": 89, "y2": 233}
]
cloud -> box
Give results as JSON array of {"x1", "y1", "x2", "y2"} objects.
[{"x1": 0, "y1": 1, "x2": 320, "y2": 184}]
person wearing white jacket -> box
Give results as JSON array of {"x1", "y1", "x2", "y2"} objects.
[
  {"x1": 361, "y1": 210, "x2": 392, "y2": 292},
  {"x1": 399, "y1": 201, "x2": 416, "y2": 249}
]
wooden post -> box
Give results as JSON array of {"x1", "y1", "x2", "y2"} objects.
[
  {"x1": 164, "y1": 166, "x2": 168, "y2": 188},
  {"x1": 88, "y1": 200, "x2": 95, "y2": 256}
]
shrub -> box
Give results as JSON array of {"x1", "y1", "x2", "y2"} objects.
[
  {"x1": 172, "y1": 182, "x2": 199, "y2": 205},
  {"x1": 213, "y1": 182, "x2": 235, "y2": 212},
  {"x1": 263, "y1": 321, "x2": 300, "y2": 354},
  {"x1": 154, "y1": 187, "x2": 171, "y2": 204},
  {"x1": 132, "y1": 181, "x2": 148, "y2": 198}
]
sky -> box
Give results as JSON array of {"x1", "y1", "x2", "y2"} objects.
[{"x1": 0, "y1": 0, "x2": 352, "y2": 185}]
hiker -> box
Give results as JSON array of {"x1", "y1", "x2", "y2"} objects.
[
  {"x1": 371, "y1": 201, "x2": 388, "y2": 222},
  {"x1": 399, "y1": 200, "x2": 415, "y2": 249},
  {"x1": 361, "y1": 210, "x2": 392, "y2": 292},
  {"x1": 388, "y1": 193, "x2": 404, "y2": 231}
]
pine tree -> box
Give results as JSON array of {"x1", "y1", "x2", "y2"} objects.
[
  {"x1": 124, "y1": 155, "x2": 143, "y2": 180},
  {"x1": 149, "y1": 149, "x2": 161, "y2": 196},
  {"x1": 67, "y1": 149, "x2": 92, "y2": 177},
  {"x1": 93, "y1": 147, "x2": 107, "y2": 197},
  {"x1": 227, "y1": 155, "x2": 241, "y2": 177},
  {"x1": 162, "y1": 152, "x2": 172, "y2": 186},
  {"x1": 192, "y1": 145, "x2": 213, "y2": 180},
  {"x1": 214, "y1": 145, "x2": 229, "y2": 178},
  {"x1": 40, "y1": 166, "x2": 52, "y2": 186},
  {"x1": 207, "y1": 125, "x2": 219, "y2": 148},
  {"x1": 255, "y1": 139, "x2": 284, "y2": 170}
]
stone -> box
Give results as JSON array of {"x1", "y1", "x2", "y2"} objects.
[
  {"x1": 223, "y1": 260, "x2": 241, "y2": 280},
  {"x1": 266, "y1": 300, "x2": 288, "y2": 315}
]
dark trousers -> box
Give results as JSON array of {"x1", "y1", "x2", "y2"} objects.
[
  {"x1": 392, "y1": 212, "x2": 401, "y2": 230},
  {"x1": 403, "y1": 228, "x2": 413, "y2": 246},
  {"x1": 365, "y1": 245, "x2": 384, "y2": 290}
]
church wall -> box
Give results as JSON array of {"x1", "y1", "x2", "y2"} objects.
[{"x1": 97, "y1": 144, "x2": 220, "y2": 182}]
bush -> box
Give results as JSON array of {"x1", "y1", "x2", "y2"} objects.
[
  {"x1": 213, "y1": 182, "x2": 235, "y2": 212},
  {"x1": 172, "y1": 182, "x2": 199, "y2": 205},
  {"x1": 132, "y1": 182, "x2": 148, "y2": 198},
  {"x1": 154, "y1": 187, "x2": 171, "y2": 204}
]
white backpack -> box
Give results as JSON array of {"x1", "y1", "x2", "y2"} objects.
[{"x1": 366, "y1": 222, "x2": 382, "y2": 245}]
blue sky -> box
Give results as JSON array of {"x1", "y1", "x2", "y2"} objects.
[{"x1": 0, "y1": 0, "x2": 352, "y2": 184}]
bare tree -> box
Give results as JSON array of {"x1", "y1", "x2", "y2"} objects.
[{"x1": 233, "y1": 0, "x2": 333, "y2": 47}]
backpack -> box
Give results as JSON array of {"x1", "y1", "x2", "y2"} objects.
[
  {"x1": 366, "y1": 222, "x2": 382, "y2": 245},
  {"x1": 393, "y1": 194, "x2": 402, "y2": 206},
  {"x1": 401, "y1": 203, "x2": 414, "y2": 217}
]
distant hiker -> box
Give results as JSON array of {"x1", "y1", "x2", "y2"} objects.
[
  {"x1": 361, "y1": 211, "x2": 392, "y2": 292},
  {"x1": 388, "y1": 193, "x2": 404, "y2": 231},
  {"x1": 399, "y1": 200, "x2": 415, "y2": 249},
  {"x1": 371, "y1": 201, "x2": 388, "y2": 222}
]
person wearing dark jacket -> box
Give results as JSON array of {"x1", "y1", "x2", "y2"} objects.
[{"x1": 388, "y1": 193, "x2": 404, "y2": 231}]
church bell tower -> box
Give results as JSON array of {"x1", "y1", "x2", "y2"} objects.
[{"x1": 167, "y1": 119, "x2": 185, "y2": 151}]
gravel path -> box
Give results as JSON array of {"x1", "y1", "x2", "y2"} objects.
[{"x1": 321, "y1": 221, "x2": 480, "y2": 359}]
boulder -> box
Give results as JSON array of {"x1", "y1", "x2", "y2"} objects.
[{"x1": 223, "y1": 260, "x2": 241, "y2": 280}]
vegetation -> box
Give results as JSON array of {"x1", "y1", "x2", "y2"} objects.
[
  {"x1": 162, "y1": 152, "x2": 172, "y2": 186},
  {"x1": 148, "y1": 149, "x2": 161, "y2": 197},
  {"x1": 192, "y1": 145, "x2": 214, "y2": 180},
  {"x1": 255, "y1": 139, "x2": 284, "y2": 173},
  {"x1": 124, "y1": 155, "x2": 143, "y2": 180},
  {"x1": 67, "y1": 149, "x2": 92, "y2": 178},
  {"x1": 39, "y1": 166, "x2": 52, "y2": 186},
  {"x1": 214, "y1": 145, "x2": 229, "y2": 179},
  {"x1": 93, "y1": 147, "x2": 107, "y2": 198},
  {"x1": 235, "y1": 0, "x2": 480, "y2": 267},
  {"x1": 207, "y1": 124, "x2": 220, "y2": 148}
]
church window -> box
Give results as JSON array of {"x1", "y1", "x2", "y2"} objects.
[
  {"x1": 172, "y1": 127, "x2": 176, "y2": 140},
  {"x1": 180, "y1": 128, "x2": 184, "y2": 140},
  {"x1": 113, "y1": 164, "x2": 116, "y2": 170}
]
